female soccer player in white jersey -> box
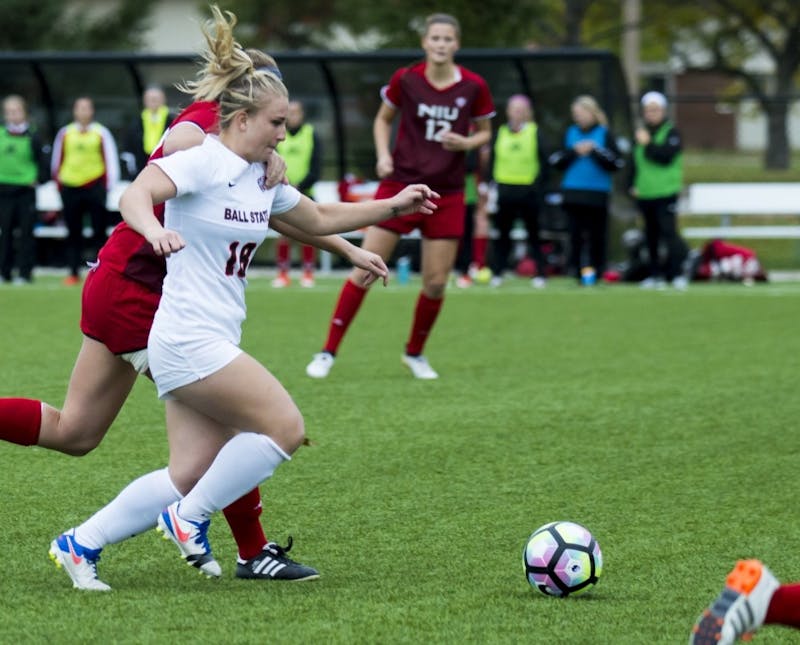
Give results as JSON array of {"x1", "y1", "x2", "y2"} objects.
[
  {"x1": 47, "y1": 8, "x2": 438, "y2": 587},
  {"x1": 306, "y1": 13, "x2": 495, "y2": 380},
  {"x1": 0, "y1": 7, "x2": 396, "y2": 590}
]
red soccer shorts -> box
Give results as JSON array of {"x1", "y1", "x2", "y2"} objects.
[
  {"x1": 375, "y1": 180, "x2": 466, "y2": 239},
  {"x1": 80, "y1": 262, "x2": 161, "y2": 354}
]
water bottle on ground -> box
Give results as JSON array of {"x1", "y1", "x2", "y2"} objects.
[{"x1": 396, "y1": 256, "x2": 411, "y2": 285}]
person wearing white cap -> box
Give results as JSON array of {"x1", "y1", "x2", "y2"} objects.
[{"x1": 631, "y1": 91, "x2": 687, "y2": 289}]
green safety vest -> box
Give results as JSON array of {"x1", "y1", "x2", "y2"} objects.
[
  {"x1": 633, "y1": 121, "x2": 683, "y2": 199},
  {"x1": 464, "y1": 172, "x2": 478, "y2": 205},
  {"x1": 492, "y1": 123, "x2": 540, "y2": 185},
  {"x1": 141, "y1": 105, "x2": 170, "y2": 155},
  {"x1": 58, "y1": 124, "x2": 106, "y2": 187},
  {"x1": 278, "y1": 124, "x2": 314, "y2": 192},
  {"x1": 0, "y1": 127, "x2": 38, "y2": 186}
]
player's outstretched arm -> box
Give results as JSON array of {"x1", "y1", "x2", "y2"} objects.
[
  {"x1": 268, "y1": 219, "x2": 388, "y2": 286},
  {"x1": 341, "y1": 245, "x2": 389, "y2": 286},
  {"x1": 274, "y1": 184, "x2": 439, "y2": 237}
]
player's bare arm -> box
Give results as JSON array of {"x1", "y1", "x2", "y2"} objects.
[
  {"x1": 273, "y1": 184, "x2": 439, "y2": 236},
  {"x1": 441, "y1": 118, "x2": 492, "y2": 152},
  {"x1": 269, "y1": 218, "x2": 388, "y2": 285},
  {"x1": 161, "y1": 122, "x2": 206, "y2": 156},
  {"x1": 373, "y1": 103, "x2": 397, "y2": 178},
  {"x1": 263, "y1": 150, "x2": 287, "y2": 188},
  {"x1": 118, "y1": 165, "x2": 185, "y2": 257}
]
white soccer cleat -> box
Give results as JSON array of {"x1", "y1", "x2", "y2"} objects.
[
  {"x1": 156, "y1": 502, "x2": 221, "y2": 578},
  {"x1": 672, "y1": 276, "x2": 689, "y2": 290},
  {"x1": 306, "y1": 352, "x2": 335, "y2": 378},
  {"x1": 49, "y1": 530, "x2": 111, "y2": 591},
  {"x1": 639, "y1": 276, "x2": 666, "y2": 290},
  {"x1": 401, "y1": 354, "x2": 439, "y2": 380},
  {"x1": 690, "y1": 559, "x2": 779, "y2": 645},
  {"x1": 531, "y1": 276, "x2": 546, "y2": 289}
]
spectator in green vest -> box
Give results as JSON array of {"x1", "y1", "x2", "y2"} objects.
[
  {"x1": 51, "y1": 96, "x2": 120, "y2": 286},
  {"x1": 121, "y1": 86, "x2": 177, "y2": 178},
  {"x1": 0, "y1": 94, "x2": 47, "y2": 284},
  {"x1": 488, "y1": 94, "x2": 550, "y2": 288},
  {"x1": 631, "y1": 91, "x2": 686, "y2": 290},
  {"x1": 273, "y1": 99, "x2": 321, "y2": 288}
]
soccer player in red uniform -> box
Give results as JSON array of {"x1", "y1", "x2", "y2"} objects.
[
  {"x1": 306, "y1": 13, "x2": 495, "y2": 380},
  {"x1": 0, "y1": 13, "x2": 389, "y2": 586}
]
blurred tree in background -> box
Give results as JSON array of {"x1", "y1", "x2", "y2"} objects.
[
  {"x1": 665, "y1": 0, "x2": 800, "y2": 169},
  {"x1": 218, "y1": 0, "x2": 800, "y2": 169},
  {"x1": 2, "y1": 0, "x2": 796, "y2": 169},
  {"x1": 0, "y1": 0, "x2": 157, "y2": 50}
]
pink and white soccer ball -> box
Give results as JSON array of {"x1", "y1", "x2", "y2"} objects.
[{"x1": 522, "y1": 521, "x2": 602, "y2": 597}]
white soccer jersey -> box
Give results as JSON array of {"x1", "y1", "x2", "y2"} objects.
[{"x1": 150, "y1": 135, "x2": 301, "y2": 345}]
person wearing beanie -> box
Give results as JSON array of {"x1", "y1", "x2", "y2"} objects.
[{"x1": 631, "y1": 91, "x2": 687, "y2": 290}]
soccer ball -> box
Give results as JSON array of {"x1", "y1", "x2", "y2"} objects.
[
  {"x1": 522, "y1": 521, "x2": 602, "y2": 597},
  {"x1": 474, "y1": 266, "x2": 493, "y2": 284}
]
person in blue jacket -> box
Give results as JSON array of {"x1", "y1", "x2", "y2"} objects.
[{"x1": 548, "y1": 95, "x2": 624, "y2": 282}]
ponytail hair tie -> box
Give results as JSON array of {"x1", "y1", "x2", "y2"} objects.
[{"x1": 256, "y1": 65, "x2": 282, "y2": 80}]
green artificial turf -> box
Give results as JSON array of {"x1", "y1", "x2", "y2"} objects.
[{"x1": 1, "y1": 274, "x2": 799, "y2": 644}]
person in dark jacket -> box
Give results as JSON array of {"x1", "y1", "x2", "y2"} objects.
[
  {"x1": 549, "y1": 95, "x2": 624, "y2": 283},
  {"x1": 121, "y1": 86, "x2": 177, "y2": 179},
  {"x1": 0, "y1": 95, "x2": 47, "y2": 284}
]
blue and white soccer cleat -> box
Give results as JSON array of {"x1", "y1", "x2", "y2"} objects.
[
  {"x1": 49, "y1": 529, "x2": 111, "y2": 591},
  {"x1": 156, "y1": 502, "x2": 221, "y2": 578}
]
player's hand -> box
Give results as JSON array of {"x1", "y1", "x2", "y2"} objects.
[
  {"x1": 264, "y1": 151, "x2": 288, "y2": 188},
  {"x1": 146, "y1": 227, "x2": 185, "y2": 257},
  {"x1": 348, "y1": 247, "x2": 390, "y2": 287},
  {"x1": 440, "y1": 131, "x2": 470, "y2": 151},
  {"x1": 376, "y1": 154, "x2": 394, "y2": 179},
  {"x1": 634, "y1": 128, "x2": 650, "y2": 146},
  {"x1": 390, "y1": 184, "x2": 440, "y2": 216}
]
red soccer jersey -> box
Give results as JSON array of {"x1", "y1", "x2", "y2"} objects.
[
  {"x1": 97, "y1": 101, "x2": 220, "y2": 293},
  {"x1": 381, "y1": 62, "x2": 495, "y2": 193}
]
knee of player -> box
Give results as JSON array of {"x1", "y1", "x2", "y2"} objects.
[
  {"x1": 169, "y1": 469, "x2": 200, "y2": 496},
  {"x1": 349, "y1": 267, "x2": 378, "y2": 289},
  {"x1": 424, "y1": 281, "x2": 447, "y2": 299},
  {"x1": 276, "y1": 406, "x2": 306, "y2": 454},
  {"x1": 290, "y1": 410, "x2": 306, "y2": 447}
]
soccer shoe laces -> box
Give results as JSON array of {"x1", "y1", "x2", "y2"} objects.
[
  {"x1": 85, "y1": 553, "x2": 103, "y2": 578},
  {"x1": 192, "y1": 519, "x2": 212, "y2": 551},
  {"x1": 266, "y1": 536, "x2": 295, "y2": 560}
]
